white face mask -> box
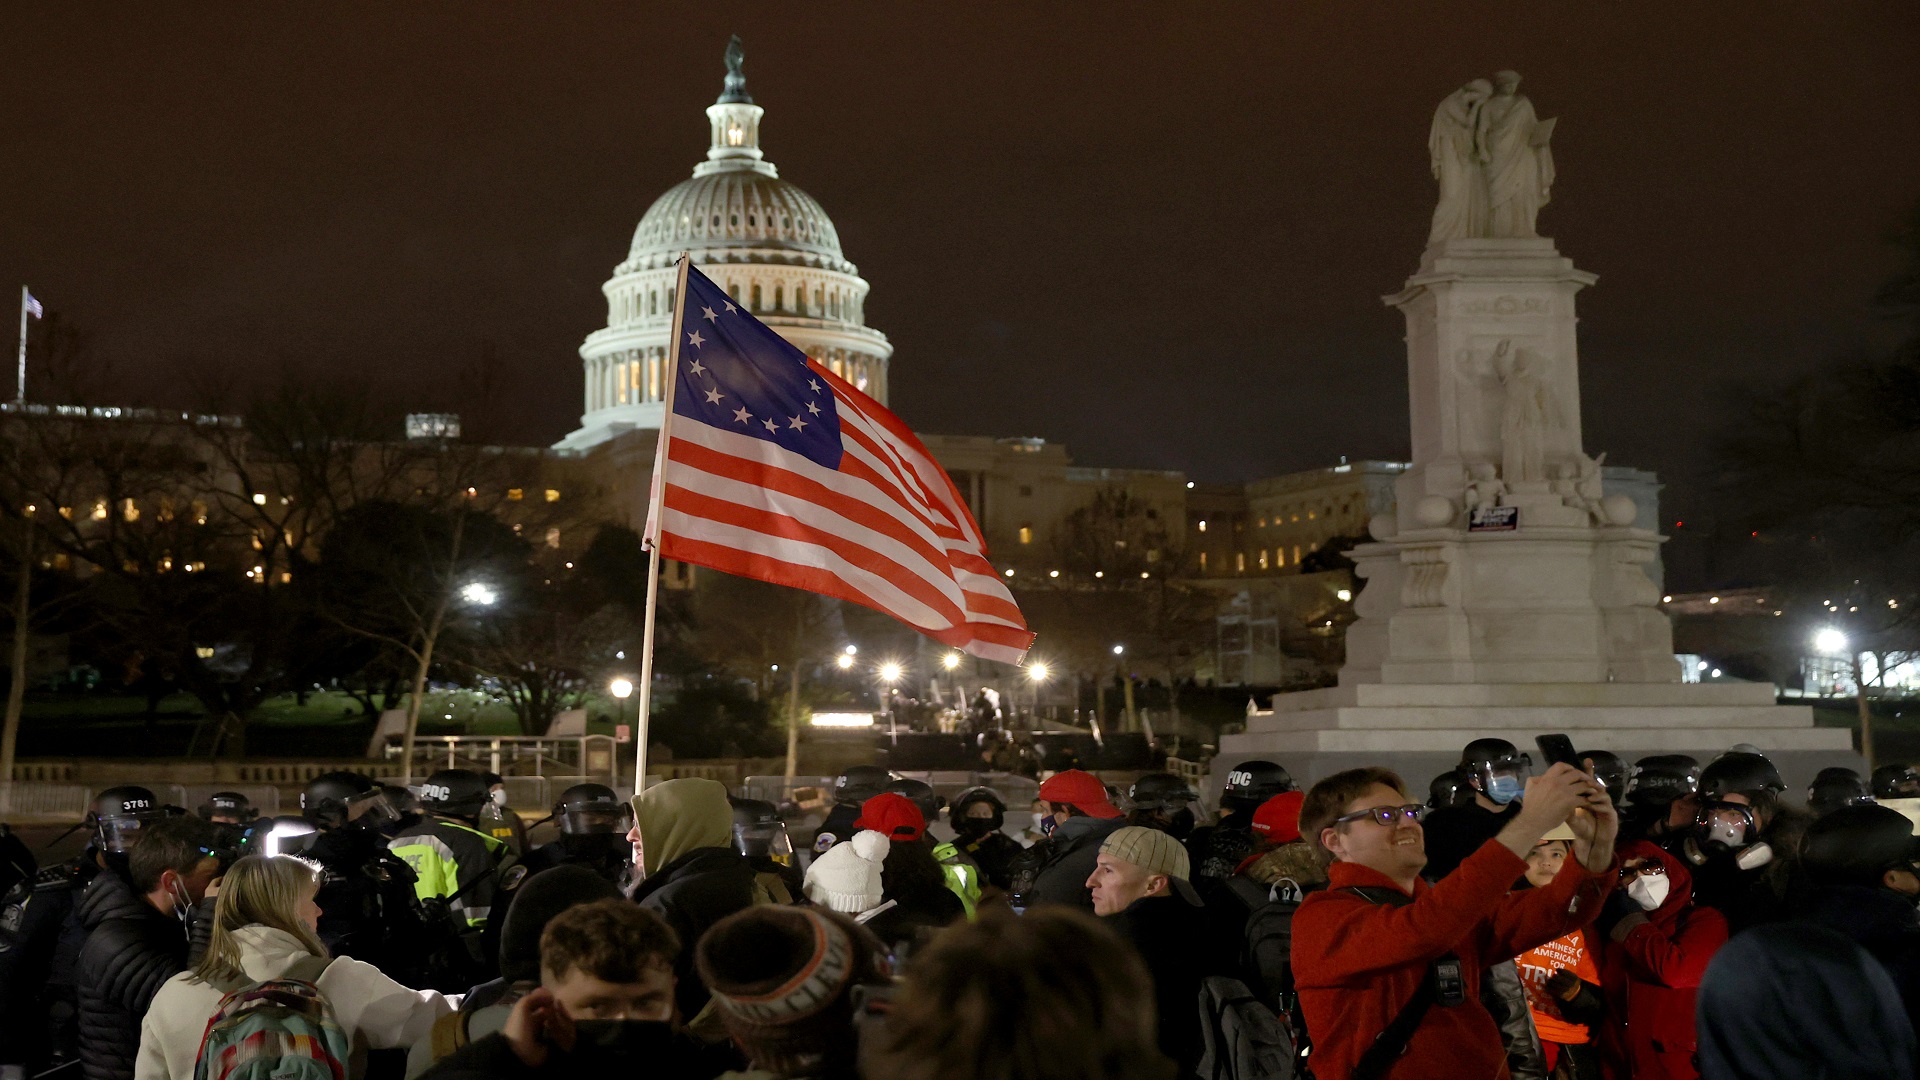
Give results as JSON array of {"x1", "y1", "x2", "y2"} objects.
[
  {"x1": 491, "y1": 790, "x2": 509, "y2": 808},
  {"x1": 1032, "y1": 812, "x2": 1050, "y2": 834},
  {"x1": 1627, "y1": 873, "x2": 1670, "y2": 912}
]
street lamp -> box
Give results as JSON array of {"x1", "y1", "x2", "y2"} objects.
[
  {"x1": 942, "y1": 653, "x2": 962, "y2": 671},
  {"x1": 609, "y1": 676, "x2": 636, "y2": 748},
  {"x1": 460, "y1": 581, "x2": 498, "y2": 606},
  {"x1": 878, "y1": 662, "x2": 903, "y2": 740},
  {"x1": 1027, "y1": 661, "x2": 1051, "y2": 725},
  {"x1": 1814, "y1": 627, "x2": 1850, "y2": 655},
  {"x1": 836, "y1": 653, "x2": 855, "y2": 670}
]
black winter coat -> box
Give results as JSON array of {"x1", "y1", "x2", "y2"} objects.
[
  {"x1": 630, "y1": 846, "x2": 759, "y2": 1020},
  {"x1": 1007, "y1": 815, "x2": 1123, "y2": 911},
  {"x1": 1106, "y1": 892, "x2": 1235, "y2": 1073},
  {"x1": 1420, "y1": 800, "x2": 1522, "y2": 881},
  {"x1": 75, "y1": 871, "x2": 189, "y2": 1080}
]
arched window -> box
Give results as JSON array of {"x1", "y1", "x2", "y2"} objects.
[
  {"x1": 814, "y1": 287, "x2": 824, "y2": 314},
  {"x1": 751, "y1": 284, "x2": 763, "y2": 311},
  {"x1": 774, "y1": 284, "x2": 785, "y2": 311},
  {"x1": 649, "y1": 291, "x2": 658, "y2": 316}
]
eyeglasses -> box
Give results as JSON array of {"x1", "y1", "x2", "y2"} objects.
[
  {"x1": 1334, "y1": 804, "x2": 1427, "y2": 828},
  {"x1": 1619, "y1": 862, "x2": 1667, "y2": 881}
]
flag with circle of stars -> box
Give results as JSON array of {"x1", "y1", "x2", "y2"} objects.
[{"x1": 670, "y1": 265, "x2": 842, "y2": 469}]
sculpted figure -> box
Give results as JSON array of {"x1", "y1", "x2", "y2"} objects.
[
  {"x1": 1478, "y1": 71, "x2": 1556, "y2": 237},
  {"x1": 1493, "y1": 340, "x2": 1557, "y2": 484},
  {"x1": 1427, "y1": 79, "x2": 1493, "y2": 244}
]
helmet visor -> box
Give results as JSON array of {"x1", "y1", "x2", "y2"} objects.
[
  {"x1": 560, "y1": 804, "x2": 634, "y2": 836},
  {"x1": 735, "y1": 821, "x2": 794, "y2": 864},
  {"x1": 343, "y1": 788, "x2": 399, "y2": 829},
  {"x1": 96, "y1": 811, "x2": 166, "y2": 853}
]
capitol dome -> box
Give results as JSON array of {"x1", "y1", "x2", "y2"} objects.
[{"x1": 557, "y1": 38, "x2": 891, "y2": 451}]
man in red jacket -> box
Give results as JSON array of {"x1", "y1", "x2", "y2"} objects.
[{"x1": 1292, "y1": 763, "x2": 1616, "y2": 1080}]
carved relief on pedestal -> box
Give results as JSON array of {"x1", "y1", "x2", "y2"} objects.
[
  {"x1": 1609, "y1": 544, "x2": 1664, "y2": 608},
  {"x1": 1402, "y1": 547, "x2": 1452, "y2": 608},
  {"x1": 1454, "y1": 295, "x2": 1552, "y2": 316}
]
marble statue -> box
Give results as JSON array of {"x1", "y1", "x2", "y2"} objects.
[
  {"x1": 1493, "y1": 339, "x2": 1557, "y2": 484},
  {"x1": 1427, "y1": 71, "x2": 1556, "y2": 242},
  {"x1": 1479, "y1": 71, "x2": 1555, "y2": 238},
  {"x1": 1427, "y1": 80, "x2": 1493, "y2": 244}
]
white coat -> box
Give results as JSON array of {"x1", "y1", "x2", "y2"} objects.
[{"x1": 135, "y1": 924, "x2": 454, "y2": 1080}]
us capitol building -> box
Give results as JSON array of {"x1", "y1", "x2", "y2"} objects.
[{"x1": 548, "y1": 41, "x2": 1661, "y2": 684}]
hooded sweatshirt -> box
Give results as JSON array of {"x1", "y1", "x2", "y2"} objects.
[
  {"x1": 629, "y1": 778, "x2": 760, "y2": 1021},
  {"x1": 1594, "y1": 840, "x2": 1726, "y2": 1080}
]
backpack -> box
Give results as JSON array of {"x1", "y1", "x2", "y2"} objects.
[
  {"x1": 1195, "y1": 975, "x2": 1299, "y2": 1080},
  {"x1": 193, "y1": 955, "x2": 350, "y2": 1080}
]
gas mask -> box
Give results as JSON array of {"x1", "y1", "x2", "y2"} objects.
[{"x1": 1626, "y1": 871, "x2": 1671, "y2": 911}]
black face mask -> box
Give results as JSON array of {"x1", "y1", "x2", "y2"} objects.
[
  {"x1": 567, "y1": 1020, "x2": 682, "y2": 1066},
  {"x1": 1165, "y1": 807, "x2": 1197, "y2": 842},
  {"x1": 953, "y1": 817, "x2": 999, "y2": 839},
  {"x1": 560, "y1": 832, "x2": 623, "y2": 862}
]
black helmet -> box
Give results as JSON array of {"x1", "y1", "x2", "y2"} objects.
[
  {"x1": 553, "y1": 783, "x2": 632, "y2": 836},
  {"x1": 1129, "y1": 772, "x2": 1199, "y2": 812},
  {"x1": 418, "y1": 769, "x2": 490, "y2": 819},
  {"x1": 302, "y1": 771, "x2": 396, "y2": 831},
  {"x1": 1699, "y1": 752, "x2": 1785, "y2": 801},
  {"x1": 1625, "y1": 755, "x2": 1701, "y2": 810},
  {"x1": 1801, "y1": 803, "x2": 1920, "y2": 889},
  {"x1": 1428, "y1": 770, "x2": 1474, "y2": 811},
  {"x1": 835, "y1": 765, "x2": 893, "y2": 807},
  {"x1": 1808, "y1": 767, "x2": 1874, "y2": 817},
  {"x1": 729, "y1": 797, "x2": 793, "y2": 863},
  {"x1": 949, "y1": 786, "x2": 1006, "y2": 831},
  {"x1": 1579, "y1": 750, "x2": 1629, "y2": 806},
  {"x1": 1459, "y1": 739, "x2": 1531, "y2": 803},
  {"x1": 89, "y1": 785, "x2": 166, "y2": 854},
  {"x1": 1222, "y1": 760, "x2": 1295, "y2": 811},
  {"x1": 1871, "y1": 763, "x2": 1920, "y2": 800},
  {"x1": 197, "y1": 791, "x2": 258, "y2": 825},
  {"x1": 886, "y1": 779, "x2": 944, "y2": 823}
]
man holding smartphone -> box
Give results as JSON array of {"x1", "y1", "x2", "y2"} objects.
[{"x1": 1292, "y1": 762, "x2": 1617, "y2": 1080}]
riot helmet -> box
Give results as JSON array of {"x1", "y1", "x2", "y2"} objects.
[
  {"x1": 1428, "y1": 770, "x2": 1474, "y2": 811},
  {"x1": 834, "y1": 765, "x2": 894, "y2": 808},
  {"x1": 1692, "y1": 752, "x2": 1785, "y2": 860},
  {"x1": 1579, "y1": 750, "x2": 1628, "y2": 806},
  {"x1": 89, "y1": 785, "x2": 166, "y2": 854},
  {"x1": 1459, "y1": 739, "x2": 1532, "y2": 806},
  {"x1": 1808, "y1": 767, "x2": 1874, "y2": 817},
  {"x1": 1625, "y1": 755, "x2": 1701, "y2": 810},
  {"x1": 1699, "y1": 752, "x2": 1785, "y2": 801},
  {"x1": 1872, "y1": 763, "x2": 1920, "y2": 801},
  {"x1": 1129, "y1": 772, "x2": 1200, "y2": 812},
  {"x1": 949, "y1": 786, "x2": 1007, "y2": 836},
  {"x1": 302, "y1": 771, "x2": 397, "y2": 831},
  {"x1": 1802, "y1": 803, "x2": 1920, "y2": 891},
  {"x1": 886, "y1": 779, "x2": 944, "y2": 824},
  {"x1": 1221, "y1": 760, "x2": 1295, "y2": 813},
  {"x1": 417, "y1": 769, "x2": 491, "y2": 820},
  {"x1": 730, "y1": 797, "x2": 794, "y2": 865},
  {"x1": 552, "y1": 783, "x2": 632, "y2": 836},
  {"x1": 196, "y1": 791, "x2": 257, "y2": 825}
]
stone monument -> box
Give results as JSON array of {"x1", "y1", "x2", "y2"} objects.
[{"x1": 1220, "y1": 75, "x2": 1856, "y2": 789}]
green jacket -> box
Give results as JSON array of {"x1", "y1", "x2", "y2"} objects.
[
  {"x1": 934, "y1": 840, "x2": 982, "y2": 918},
  {"x1": 389, "y1": 818, "x2": 509, "y2": 929}
]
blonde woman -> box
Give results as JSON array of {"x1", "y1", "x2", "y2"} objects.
[{"x1": 135, "y1": 854, "x2": 455, "y2": 1080}]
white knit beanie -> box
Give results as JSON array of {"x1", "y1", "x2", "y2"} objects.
[{"x1": 803, "y1": 830, "x2": 889, "y2": 914}]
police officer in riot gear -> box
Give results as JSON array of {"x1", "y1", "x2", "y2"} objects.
[
  {"x1": 1808, "y1": 766, "x2": 1875, "y2": 817},
  {"x1": 521, "y1": 783, "x2": 633, "y2": 886},
  {"x1": 1794, "y1": 802, "x2": 1920, "y2": 1022},
  {"x1": 1187, "y1": 760, "x2": 1294, "y2": 882},
  {"x1": 0, "y1": 786, "x2": 165, "y2": 1072},
  {"x1": 1578, "y1": 749, "x2": 1629, "y2": 807},
  {"x1": 1127, "y1": 772, "x2": 1202, "y2": 841},
  {"x1": 730, "y1": 797, "x2": 802, "y2": 902},
  {"x1": 1687, "y1": 750, "x2": 1800, "y2": 933},
  {"x1": 196, "y1": 790, "x2": 259, "y2": 851},
  {"x1": 1422, "y1": 739, "x2": 1533, "y2": 880},
  {"x1": 1873, "y1": 762, "x2": 1920, "y2": 801},
  {"x1": 1621, "y1": 753, "x2": 1702, "y2": 846},
  {"x1": 1428, "y1": 769, "x2": 1475, "y2": 811},
  {"x1": 887, "y1": 778, "x2": 982, "y2": 914},
  {"x1": 949, "y1": 786, "x2": 1023, "y2": 891},
  {"x1": 810, "y1": 764, "x2": 892, "y2": 853},
  {"x1": 387, "y1": 768, "x2": 522, "y2": 990},
  {"x1": 299, "y1": 771, "x2": 431, "y2": 982}
]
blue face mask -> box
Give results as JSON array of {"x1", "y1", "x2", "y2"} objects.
[{"x1": 1485, "y1": 773, "x2": 1524, "y2": 805}]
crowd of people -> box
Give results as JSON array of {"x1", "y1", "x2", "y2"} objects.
[{"x1": 1, "y1": 743, "x2": 1918, "y2": 1079}]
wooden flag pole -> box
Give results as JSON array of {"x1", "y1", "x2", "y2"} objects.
[{"x1": 632, "y1": 252, "x2": 692, "y2": 798}]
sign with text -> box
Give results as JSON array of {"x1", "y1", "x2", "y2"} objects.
[
  {"x1": 1469, "y1": 506, "x2": 1519, "y2": 532},
  {"x1": 615, "y1": 724, "x2": 632, "y2": 743}
]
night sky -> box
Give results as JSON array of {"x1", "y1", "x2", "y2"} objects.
[{"x1": 3, "y1": 3, "x2": 1916, "y2": 581}]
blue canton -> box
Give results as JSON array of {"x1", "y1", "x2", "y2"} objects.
[{"x1": 671, "y1": 264, "x2": 843, "y2": 470}]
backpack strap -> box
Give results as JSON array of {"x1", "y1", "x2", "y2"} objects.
[{"x1": 1342, "y1": 885, "x2": 1458, "y2": 1080}]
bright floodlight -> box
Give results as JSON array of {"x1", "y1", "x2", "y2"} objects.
[
  {"x1": 1336, "y1": 589, "x2": 1353, "y2": 602},
  {"x1": 844, "y1": 644, "x2": 859, "y2": 655},
  {"x1": 460, "y1": 582, "x2": 498, "y2": 606},
  {"x1": 1112, "y1": 644, "x2": 1125, "y2": 656},
  {"x1": 1813, "y1": 627, "x2": 1850, "y2": 655},
  {"x1": 609, "y1": 677, "x2": 634, "y2": 700},
  {"x1": 879, "y1": 662, "x2": 903, "y2": 683},
  {"x1": 942, "y1": 653, "x2": 962, "y2": 670},
  {"x1": 836, "y1": 653, "x2": 855, "y2": 670},
  {"x1": 1028, "y1": 662, "x2": 1051, "y2": 682}
]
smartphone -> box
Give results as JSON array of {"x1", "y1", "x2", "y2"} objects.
[{"x1": 1535, "y1": 733, "x2": 1581, "y2": 770}]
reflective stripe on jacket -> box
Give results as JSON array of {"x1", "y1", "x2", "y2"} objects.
[{"x1": 388, "y1": 819, "x2": 506, "y2": 929}]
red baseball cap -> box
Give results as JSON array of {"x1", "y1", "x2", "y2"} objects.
[
  {"x1": 855, "y1": 793, "x2": 925, "y2": 841},
  {"x1": 1037, "y1": 770, "x2": 1122, "y2": 820},
  {"x1": 1250, "y1": 791, "x2": 1305, "y2": 845}
]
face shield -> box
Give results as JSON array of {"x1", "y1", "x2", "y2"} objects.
[
  {"x1": 560, "y1": 803, "x2": 634, "y2": 837},
  {"x1": 94, "y1": 810, "x2": 167, "y2": 854},
  {"x1": 1477, "y1": 753, "x2": 1533, "y2": 806},
  {"x1": 734, "y1": 821, "x2": 794, "y2": 865},
  {"x1": 341, "y1": 788, "x2": 400, "y2": 831}
]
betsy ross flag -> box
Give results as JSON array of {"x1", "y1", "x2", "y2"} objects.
[{"x1": 647, "y1": 262, "x2": 1034, "y2": 664}]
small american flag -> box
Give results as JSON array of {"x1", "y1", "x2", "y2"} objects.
[
  {"x1": 22, "y1": 290, "x2": 42, "y2": 319},
  {"x1": 649, "y1": 263, "x2": 1033, "y2": 664}
]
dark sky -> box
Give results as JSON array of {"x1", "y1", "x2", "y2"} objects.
[{"x1": 3, "y1": 3, "x2": 1916, "y2": 565}]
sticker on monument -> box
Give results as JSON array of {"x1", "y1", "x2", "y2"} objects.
[{"x1": 1469, "y1": 506, "x2": 1519, "y2": 531}]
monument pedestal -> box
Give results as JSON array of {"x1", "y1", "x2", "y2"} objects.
[{"x1": 1221, "y1": 236, "x2": 1855, "y2": 792}]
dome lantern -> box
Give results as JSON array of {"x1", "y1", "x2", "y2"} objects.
[{"x1": 698, "y1": 35, "x2": 772, "y2": 178}]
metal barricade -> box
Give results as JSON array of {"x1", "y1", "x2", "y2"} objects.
[
  {"x1": 739, "y1": 775, "x2": 837, "y2": 810},
  {"x1": 501, "y1": 776, "x2": 552, "y2": 813},
  {"x1": 0, "y1": 782, "x2": 94, "y2": 820}
]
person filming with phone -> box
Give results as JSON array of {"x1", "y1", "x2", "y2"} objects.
[{"x1": 1292, "y1": 760, "x2": 1617, "y2": 1080}]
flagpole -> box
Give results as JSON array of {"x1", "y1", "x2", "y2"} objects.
[
  {"x1": 15, "y1": 287, "x2": 28, "y2": 404},
  {"x1": 631, "y1": 252, "x2": 692, "y2": 799}
]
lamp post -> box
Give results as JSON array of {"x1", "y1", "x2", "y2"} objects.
[
  {"x1": 1027, "y1": 661, "x2": 1051, "y2": 725},
  {"x1": 609, "y1": 676, "x2": 636, "y2": 786},
  {"x1": 878, "y1": 662, "x2": 903, "y2": 740},
  {"x1": 1114, "y1": 644, "x2": 1139, "y2": 733},
  {"x1": 1815, "y1": 627, "x2": 1872, "y2": 767}
]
